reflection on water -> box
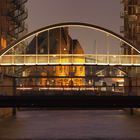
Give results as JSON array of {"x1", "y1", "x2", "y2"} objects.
[{"x1": 0, "y1": 110, "x2": 140, "y2": 139}]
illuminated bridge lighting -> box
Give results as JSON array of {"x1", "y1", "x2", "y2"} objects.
[
  {"x1": 0, "y1": 54, "x2": 140, "y2": 66},
  {"x1": 0, "y1": 22, "x2": 137, "y2": 96}
]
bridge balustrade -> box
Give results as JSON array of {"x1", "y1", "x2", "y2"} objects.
[{"x1": 0, "y1": 54, "x2": 140, "y2": 66}]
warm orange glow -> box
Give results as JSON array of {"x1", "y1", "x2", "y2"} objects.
[
  {"x1": 1, "y1": 37, "x2": 7, "y2": 49},
  {"x1": 112, "y1": 78, "x2": 124, "y2": 82}
]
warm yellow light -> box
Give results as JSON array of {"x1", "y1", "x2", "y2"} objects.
[
  {"x1": 53, "y1": 55, "x2": 56, "y2": 57},
  {"x1": 0, "y1": 37, "x2": 7, "y2": 49},
  {"x1": 112, "y1": 78, "x2": 124, "y2": 82}
]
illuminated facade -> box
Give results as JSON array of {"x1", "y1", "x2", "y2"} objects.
[
  {"x1": 25, "y1": 27, "x2": 85, "y2": 87},
  {"x1": 0, "y1": 0, "x2": 28, "y2": 50}
]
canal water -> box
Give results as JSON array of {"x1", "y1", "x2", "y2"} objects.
[{"x1": 0, "y1": 110, "x2": 140, "y2": 139}]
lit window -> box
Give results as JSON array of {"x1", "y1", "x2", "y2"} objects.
[{"x1": 0, "y1": 37, "x2": 7, "y2": 49}]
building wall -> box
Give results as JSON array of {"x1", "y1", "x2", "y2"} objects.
[
  {"x1": 0, "y1": 76, "x2": 14, "y2": 118},
  {"x1": 121, "y1": 0, "x2": 140, "y2": 54},
  {"x1": 121, "y1": 0, "x2": 140, "y2": 114},
  {"x1": 0, "y1": 0, "x2": 28, "y2": 49},
  {"x1": 121, "y1": 0, "x2": 140, "y2": 96},
  {"x1": 0, "y1": 0, "x2": 28, "y2": 118}
]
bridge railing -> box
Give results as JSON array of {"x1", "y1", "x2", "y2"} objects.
[{"x1": 0, "y1": 54, "x2": 140, "y2": 66}]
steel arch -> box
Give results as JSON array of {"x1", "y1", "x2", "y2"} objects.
[{"x1": 0, "y1": 22, "x2": 140, "y2": 56}]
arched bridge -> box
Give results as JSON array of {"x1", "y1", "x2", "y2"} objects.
[
  {"x1": 0, "y1": 22, "x2": 140, "y2": 66},
  {"x1": 1, "y1": 23, "x2": 140, "y2": 108}
]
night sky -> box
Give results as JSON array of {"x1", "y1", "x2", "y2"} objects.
[
  {"x1": 26, "y1": 0, "x2": 122, "y2": 33},
  {"x1": 26, "y1": 0, "x2": 123, "y2": 54}
]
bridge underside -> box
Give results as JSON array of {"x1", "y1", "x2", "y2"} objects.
[{"x1": 0, "y1": 96, "x2": 140, "y2": 108}]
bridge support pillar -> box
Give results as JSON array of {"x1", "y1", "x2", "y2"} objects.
[
  {"x1": 12, "y1": 78, "x2": 16, "y2": 116},
  {"x1": 128, "y1": 77, "x2": 134, "y2": 115},
  {"x1": 128, "y1": 77, "x2": 132, "y2": 95}
]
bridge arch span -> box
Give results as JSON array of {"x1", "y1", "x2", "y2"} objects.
[{"x1": 0, "y1": 22, "x2": 140, "y2": 56}]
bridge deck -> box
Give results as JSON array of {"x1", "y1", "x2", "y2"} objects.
[{"x1": 0, "y1": 54, "x2": 140, "y2": 66}]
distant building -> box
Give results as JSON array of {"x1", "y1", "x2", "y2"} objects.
[{"x1": 25, "y1": 27, "x2": 85, "y2": 87}]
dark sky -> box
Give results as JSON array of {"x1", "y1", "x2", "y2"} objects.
[
  {"x1": 26, "y1": 0, "x2": 123, "y2": 54},
  {"x1": 26, "y1": 0, "x2": 122, "y2": 34}
]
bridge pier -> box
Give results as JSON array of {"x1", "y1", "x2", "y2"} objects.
[
  {"x1": 0, "y1": 75, "x2": 16, "y2": 118},
  {"x1": 12, "y1": 78, "x2": 16, "y2": 116},
  {"x1": 128, "y1": 78, "x2": 134, "y2": 115}
]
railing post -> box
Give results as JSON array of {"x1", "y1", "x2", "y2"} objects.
[
  {"x1": 72, "y1": 40, "x2": 73, "y2": 64},
  {"x1": 119, "y1": 55, "x2": 121, "y2": 65},
  {"x1": 48, "y1": 30, "x2": 50, "y2": 64},
  {"x1": 119, "y1": 40, "x2": 122, "y2": 65},
  {"x1": 106, "y1": 34, "x2": 109, "y2": 64},
  {"x1": 60, "y1": 28, "x2": 61, "y2": 64},
  {"x1": 35, "y1": 34, "x2": 38, "y2": 64},
  {"x1": 24, "y1": 53, "x2": 26, "y2": 65},
  {"x1": 131, "y1": 48, "x2": 133, "y2": 65},
  {"x1": 12, "y1": 54, "x2": 14, "y2": 65},
  {"x1": 95, "y1": 40, "x2": 97, "y2": 64}
]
